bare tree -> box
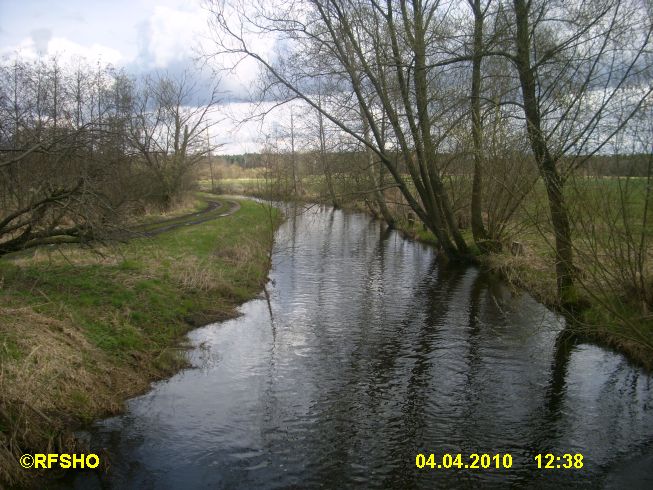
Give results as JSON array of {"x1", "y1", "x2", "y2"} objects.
[
  {"x1": 0, "y1": 58, "x2": 138, "y2": 256},
  {"x1": 207, "y1": 0, "x2": 652, "y2": 302},
  {"x1": 509, "y1": 0, "x2": 652, "y2": 301},
  {"x1": 315, "y1": 81, "x2": 340, "y2": 207},
  {"x1": 468, "y1": 0, "x2": 492, "y2": 246},
  {"x1": 207, "y1": 0, "x2": 476, "y2": 259},
  {"x1": 128, "y1": 70, "x2": 222, "y2": 209}
]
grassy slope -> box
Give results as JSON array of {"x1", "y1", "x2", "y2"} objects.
[{"x1": 0, "y1": 197, "x2": 280, "y2": 487}]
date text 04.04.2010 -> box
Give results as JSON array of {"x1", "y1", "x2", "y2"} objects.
[{"x1": 415, "y1": 453, "x2": 513, "y2": 469}]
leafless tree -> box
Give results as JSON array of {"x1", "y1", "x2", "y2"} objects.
[
  {"x1": 0, "y1": 58, "x2": 136, "y2": 256},
  {"x1": 127, "y1": 70, "x2": 222, "y2": 209},
  {"x1": 207, "y1": 0, "x2": 476, "y2": 259},
  {"x1": 508, "y1": 0, "x2": 652, "y2": 300},
  {"x1": 207, "y1": 0, "x2": 652, "y2": 301}
]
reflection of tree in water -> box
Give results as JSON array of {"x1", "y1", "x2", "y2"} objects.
[
  {"x1": 298, "y1": 218, "x2": 468, "y2": 488},
  {"x1": 544, "y1": 329, "x2": 576, "y2": 430},
  {"x1": 520, "y1": 320, "x2": 653, "y2": 486},
  {"x1": 299, "y1": 220, "x2": 403, "y2": 486},
  {"x1": 457, "y1": 271, "x2": 489, "y2": 435},
  {"x1": 273, "y1": 219, "x2": 442, "y2": 487}
]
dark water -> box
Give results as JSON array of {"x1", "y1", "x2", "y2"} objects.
[{"x1": 71, "y1": 205, "x2": 653, "y2": 489}]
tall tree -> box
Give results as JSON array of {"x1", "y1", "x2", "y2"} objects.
[
  {"x1": 128, "y1": 70, "x2": 221, "y2": 208},
  {"x1": 208, "y1": 0, "x2": 472, "y2": 259},
  {"x1": 509, "y1": 0, "x2": 652, "y2": 300},
  {"x1": 468, "y1": 0, "x2": 491, "y2": 247}
]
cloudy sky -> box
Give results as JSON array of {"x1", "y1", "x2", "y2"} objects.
[{"x1": 0, "y1": 0, "x2": 275, "y2": 153}]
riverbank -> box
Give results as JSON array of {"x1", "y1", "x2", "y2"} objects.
[
  {"x1": 481, "y1": 250, "x2": 653, "y2": 371},
  {"x1": 311, "y1": 191, "x2": 653, "y2": 370},
  {"x1": 0, "y1": 196, "x2": 280, "y2": 487}
]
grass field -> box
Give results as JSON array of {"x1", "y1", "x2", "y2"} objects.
[{"x1": 0, "y1": 195, "x2": 280, "y2": 487}]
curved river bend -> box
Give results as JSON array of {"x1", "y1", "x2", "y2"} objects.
[{"x1": 69, "y1": 205, "x2": 652, "y2": 489}]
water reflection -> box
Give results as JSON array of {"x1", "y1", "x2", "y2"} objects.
[{"x1": 65, "y1": 205, "x2": 652, "y2": 489}]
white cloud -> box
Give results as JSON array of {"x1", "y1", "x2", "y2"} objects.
[
  {"x1": 48, "y1": 37, "x2": 124, "y2": 65},
  {"x1": 211, "y1": 100, "x2": 315, "y2": 154},
  {"x1": 1, "y1": 34, "x2": 124, "y2": 66},
  {"x1": 211, "y1": 102, "x2": 271, "y2": 154}
]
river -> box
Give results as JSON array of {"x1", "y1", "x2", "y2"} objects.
[{"x1": 66, "y1": 204, "x2": 653, "y2": 489}]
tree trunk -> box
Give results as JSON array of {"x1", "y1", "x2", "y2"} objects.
[
  {"x1": 470, "y1": 0, "x2": 489, "y2": 247},
  {"x1": 317, "y1": 98, "x2": 339, "y2": 208},
  {"x1": 366, "y1": 149, "x2": 395, "y2": 228},
  {"x1": 411, "y1": 2, "x2": 469, "y2": 256},
  {"x1": 360, "y1": 104, "x2": 394, "y2": 227},
  {"x1": 513, "y1": 0, "x2": 575, "y2": 301},
  {"x1": 290, "y1": 109, "x2": 298, "y2": 195}
]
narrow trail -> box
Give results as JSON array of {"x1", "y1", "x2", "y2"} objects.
[{"x1": 132, "y1": 199, "x2": 242, "y2": 238}]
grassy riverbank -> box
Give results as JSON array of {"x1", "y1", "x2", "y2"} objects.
[{"x1": 0, "y1": 196, "x2": 280, "y2": 487}]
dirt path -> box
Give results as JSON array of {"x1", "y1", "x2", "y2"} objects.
[{"x1": 133, "y1": 199, "x2": 242, "y2": 237}]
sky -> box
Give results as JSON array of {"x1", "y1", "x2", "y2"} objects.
[{"x1": 0, "y1": 0, "x2": 274, "y2": 153}]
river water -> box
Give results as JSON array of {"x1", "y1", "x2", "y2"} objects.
[{"x1": 69, "y1": 204, "x2": 652, "y2": 489}]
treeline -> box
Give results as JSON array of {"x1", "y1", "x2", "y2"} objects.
[
  {"x1": 0, "y1": 57, "x2": 219, "y2": 257},
  {"x1": 224, "y1": 150, "x2": 652, "y2": 178}
]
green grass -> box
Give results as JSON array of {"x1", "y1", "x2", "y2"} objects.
[{"x1": 1, "y1": 199, "x2": 278, "y2": 360}]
